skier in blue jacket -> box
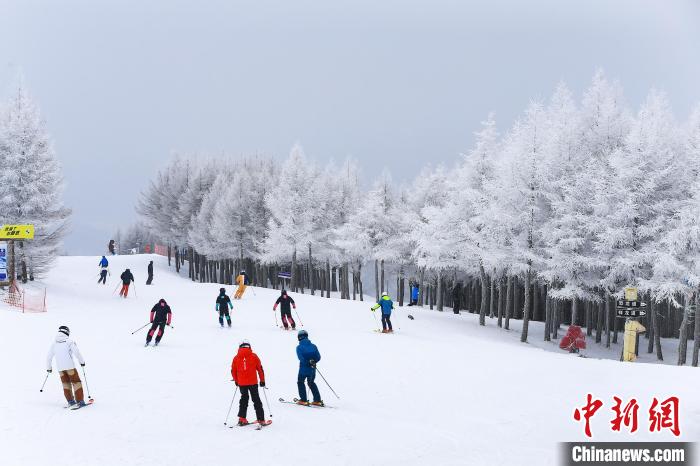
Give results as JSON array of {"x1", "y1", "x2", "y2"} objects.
[
  {"x1": 409, "y1": 283, "x2": 419, "y2": 306},
  {"x1": 296, "y1": 330, "x2": 323, "y2": 406},
  {"x1": 371, "y1": 292, "x2": 395, "y2": 333}
]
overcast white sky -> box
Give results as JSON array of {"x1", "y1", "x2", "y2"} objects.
[{"x1": 1, "y1": 0, "x2": 699, "y2": 255}]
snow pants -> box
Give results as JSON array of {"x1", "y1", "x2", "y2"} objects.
[
  {"x1": 59, "y1": 368, "x2": 84, "y2": 403},
  {"x1": 98, "y1": 270, "x2": 107, "y2": 284},
  {"x1": 281, "y1": 309, "x2": 296, "y2": 329},
  {"x1": 298, "y1": 371, "x2": 321, "y2": 403},
  {"x1": 146, "y1": 322, "x2": 166, "y2": 344},
  {"x1": 234, "y1": 285, "x2": 247, "y2": 299},
  {"x1": 119, "y1": 284, "x2": 130, "y2": 297},
  {"x1": 146, "y1": 273, "x2": 153, "y2": 285},
  {"x1": 238, "y1": 385, "x2": 264, "y2": 421},
  {"x1": 381, "y1": 313, "x2": 393, "y2": 331},
  {"x1": 219, "y1": 309, "x2": 231, "y2": 327}
]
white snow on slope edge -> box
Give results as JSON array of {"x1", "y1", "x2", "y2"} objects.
[{"x1": 0, "y1": 255, "x2": 697, "y2": 466}]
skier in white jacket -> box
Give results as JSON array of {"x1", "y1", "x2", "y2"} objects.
[{"x1": 46, "y1": 326, "x2": 87, "y2": 408}]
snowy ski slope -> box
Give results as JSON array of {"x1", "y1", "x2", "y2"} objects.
[{"x1": 1, "y1": 255, "x2": 698, "y2": 466}]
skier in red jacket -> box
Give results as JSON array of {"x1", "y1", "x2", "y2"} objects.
[{"x1": 231, "y1": 340, "x2": 270, "y2": 426}]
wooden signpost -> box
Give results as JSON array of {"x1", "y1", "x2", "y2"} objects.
[{"x1": 0, "y1": 225, "x2": 35, "y2": 286}]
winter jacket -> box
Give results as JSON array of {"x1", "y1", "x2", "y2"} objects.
[
  {"x1": 231, "y1": 347, "x2": 265, "y2": 386},
  {"x1": 411, "y1": 286, "x2": 419, "y2": 301},
  {"x1": 216, "y1": 294, "x2": 232, "y2": 311},
  {"x1": 46, "y1": 333, "x2": 85, "y2": 371},
  {"x1": 559, "y1": 325, "x2": 586, "y2": 351},
  {"x1": 99, "y1": 257, "x2": 108, "y2": 268},
  {"x1": 296, "y1": 338, "x2": 321, "y2": 376},
  {"x1": 273, "y1": 294, "x2": 296, "y2": 312},
  {"x1": 371, "y1": 296, "x2": 394, "y2": 315},
  {"x1": 147, "y1": 262, "x2": 153, "y2": 276},
  {"x1": 150, "y1": 302, "x2": 172, "y2": 324},
  {"x1": 121, "y1": 270, "x2": 134, "y2": 285},
  {"x1": 236, "y1": 274, "x2": 249, "y2": 286}
]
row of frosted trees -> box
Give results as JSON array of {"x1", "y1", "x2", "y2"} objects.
[
  {"x1": 137, "y1": 70, "x2": 700, "y2": 365},
  {"x1": 0, "y1": 84, "x2": 70, "y2": 282}
]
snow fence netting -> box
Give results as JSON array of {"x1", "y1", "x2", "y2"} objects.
[{"x1": 2, "y1": 282, "x2": 47, "y2": 313}]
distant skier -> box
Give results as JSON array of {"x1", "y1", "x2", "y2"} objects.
[
  {"x1": 371, "y1": 291, "x2": 395, "y2": 333},
  {"x1": 408, "y1": 282, "x2": 419, "y2": 306},
  {"x1": 145, "y1": 298, "x2": 172, "y2": 346},
  {"x1": 98, "y1": 256, "x2": 109, "y2": 285},
  {"x1": 216, "y1": 288, "x2": 233, "y2": 328},
  {"x1": 108, "y1": 239, "x2": 116, "y2": 255},
  {"x1": 231, "y1": 340, "x2": 270, "y2": 426},
  {"x1": 273, "y1": 289, "x2": 296, "y2": 330},
  {"x1": 234, "y1": 271, "x2": 248, "y2": 299},
  {"x1": 119, "y1": 268, "x2": 134, "y2": 298},
  {"x1": 296, "y1": 330, "x2": 323, "y2": 406},
  {"x1": 146, "y1": 261, "x2": 154, "y2": 285},
  {"x1": 46, "y1": 326, "x2": 88, "y2": 409}
]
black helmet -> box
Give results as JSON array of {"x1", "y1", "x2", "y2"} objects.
[
  {"x1": 58, "y1": 325, "x2": 70, "y2": 336},
  {"x1": 239, "y1": 339, "x2": 251, "y2": 348},
  {"x1": 219, "y1": 288, "x2": 226, "y2": 294},
  {"x1": 297, "y1": 329, "x2": 308, "y2": 341},
  {"x1": 281, "y1": 289, "x2": 287, "y2": 295}
]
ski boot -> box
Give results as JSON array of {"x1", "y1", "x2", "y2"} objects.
[
  {"x1": 237, "y1": 417, "x2": 249, "y2": 426},
  {"x1": 311, "y1": 401, "x2": 325, "y2": 407},
  {"x1": 145, "y1": 341, "x2": 150, "y2": 347},
  {"x1": 71, "y1": 400, "x2": 88, "y2": 410},
  {"x1": 154, "y1": 341, "x2": 160, "y2": 347},
  {"x1": 66, "y1": 400, "x2": 77, "y2": 408},
  {"x1": 381, "y1": 329, "x2": 388, "y2": 333},
  {"x1": 296, "y1": 400, "x2": 310, "y2": 406}
]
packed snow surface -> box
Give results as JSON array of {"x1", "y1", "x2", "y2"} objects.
[{"x1": 1, "y1": 255, "x2": 698, "y2": 466}]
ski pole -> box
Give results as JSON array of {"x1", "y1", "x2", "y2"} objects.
[
  {"x1": 224, "y1": 386, "x2": 238, "y2": 425},
  {"x1": 167, "y1": 324, "x2": 175, "y2": 330},
  {"x1": 112, "y1": 283, "x2": 121, "y2": 295},
  {"x1": 262, "y1": 386, "x2": 273, "y2": 418},
  {"x1": 316, "y1": 368, "x2": 340, "y2": 399},
  {"x1": 39, "y1": 372, "x2": 50, "y2": 392},
  {"x1": 131, "y1": 322, "x2": 151, "y2": 334},
  {"x1": 371, "y1": 309, "x2": 381, "y2": 331},
  {"x1": 132, "y1": 283, "x2": 137, "y2": 298},
  {"x1": 273, "y1": 309, "x2": 278, "y2": 327},
  {"x1": 81, "y1": 366, "x2": 93, "y2": 401},
  {"x1": 294, "y1": 308, "x2": 304, "y2": 327}
]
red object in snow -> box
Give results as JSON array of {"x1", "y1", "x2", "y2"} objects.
[{"x1": 560, "y1": 325, "x2": 586, "y2": 352}]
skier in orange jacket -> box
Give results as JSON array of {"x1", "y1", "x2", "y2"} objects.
[{"x1": 234, "y1": 271, "x2": 248, "y2": 299}]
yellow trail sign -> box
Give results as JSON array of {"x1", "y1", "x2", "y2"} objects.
[{"x1": 0, "y1": 224, "x2": 35, "y2": 240}]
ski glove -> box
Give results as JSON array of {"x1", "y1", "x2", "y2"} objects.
[
  {"x1": 47, "y1": 369, "x2": 52, "y2": 373},
  {"x1": 80, "y1": 363, "x2": 85, "y2": 367},
  {"x1": 259, "y1": 381, "x2": 265, "y2": 388},
  {"x1": 309, "y1": 359, "x2": 316, "y2": 368}
]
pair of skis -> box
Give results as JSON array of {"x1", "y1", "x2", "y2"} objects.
[
  {"x1": 229, "y1": 419, "x2": 272, "y2": 430},
  {"x1": 64, "y1": 399, "x2": 95, "y2": 410},
  {"x1": 278, "y1": 398, "x2": 334, "y2": 409}
]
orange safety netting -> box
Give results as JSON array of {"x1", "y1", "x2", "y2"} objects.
[{"x1": 2, "y1": 282, "x2": 47, "y2": 313}]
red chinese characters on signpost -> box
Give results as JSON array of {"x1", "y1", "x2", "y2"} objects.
[
  {"x1": 574, "y1": 395, "x2": 680, "y2": 438},
  {"x1": 649, "y1": 396, "x2": 681, "y2": 437}
]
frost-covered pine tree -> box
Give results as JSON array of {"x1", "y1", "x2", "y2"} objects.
[{"x1": 0, "y1": 84, "x2": 70, "y2": 279}]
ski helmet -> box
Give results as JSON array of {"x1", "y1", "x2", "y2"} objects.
[
  {"x1": 382, "y1": 292, "x2": 389, "y2": 297},
  {"x1": 239, "y1": 339, "x2": 251, "y2": 348},
  {"x1": 58, "y1": 325, "x2": 70, "y2": 336},
  {"x1": 219, "y1": 287, "x2": 226, "y2": 294},
  {"x1": 297, "y1": 330, "x2": 308, "y2": 341},
  {"x1": 281, "y1": 289, "x2": 287, "y2": 295}
]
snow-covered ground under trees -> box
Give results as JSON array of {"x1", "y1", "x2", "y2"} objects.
[{"x1": 1, "y1": 255, "x2": 698, "y2": 466}]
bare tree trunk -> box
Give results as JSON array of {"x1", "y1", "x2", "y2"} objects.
[
  {"x1": 358, "y1": 261, "x2": 363, "y2": 301},
  {"x1": 692, "y1": 294, "x2": 700, "y2": 366},
  {"x1": 553, "y1": 300, "x2": 560, "y2": 339},
  {"x1": 418, "y1": 268, "x2": 425, "y2": 307},
  {"x1": 544, "y1": 285, "x2": 551, "y2": 341},
  {"x1": 678, "y1": 296, "x2": 689, "y2": 366},
  {"x1": 571, "y1": 296, "x2": 578, "y2": 326},
  {"x1": 374, "y1": 260, "x2": 380, "y2": 302},
  {"x1": 380, "y1": 260, "x2": 385, "y2": 295},
  {"x1": 605, "y1": 294, "x2": 612, "y2": 348},
  {"x1": 326, "y1": 258, "x2": 331, "y2": 298},
  {"x1": 520, "y1": 268, "x2": 532, "y2": 342},
  {"x1": 497, "y1": 275, "x2": 504, "y2": 328},
  {"x1": 653, "y1": 300, "x2": 663, "y2": 361},
  {"x1": 436, "y1": 270, "x2": 444, "y2": 312},
  {"x1": 505, "y1": 275, "x2": 513, "y2": 330},
  {"x1": 489, "y1": 269, "x2": 496, "y2": 319},
  {"x1": 309, "y1": 244, "x2": 314, "y2": 296},
  {"x1": 479, "y1": 264, "x2": 488, "y2": 326},
  {"x1": 595, "y1": 297, "x2": 604, "y2": 344}
]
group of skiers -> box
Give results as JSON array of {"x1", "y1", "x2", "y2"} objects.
[{"x1": 49, "y1": 257, "x2": 407, "y2": 424}]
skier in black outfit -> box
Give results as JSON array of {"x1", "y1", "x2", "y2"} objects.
[
  {"x1": 146, "y1": 261, "x2": 154, "y2": 285},
  {"x1": 273, "y1": 290, "x2": 296, "y2": 330},
  {"x1": 146, "y1": 299, "x2": 172, "y2": 346},
  {"x1": 216, "y1": 288, "x2": 233, "y2": 328}
]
